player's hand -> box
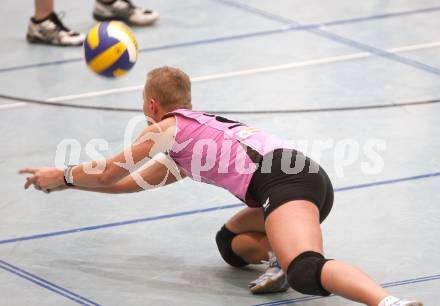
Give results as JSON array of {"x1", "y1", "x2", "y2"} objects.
[
  {"x1": 19, "y1": 167, "x2": 65, "y2": 192},
  {"x1": 45, "y1": 185, "x2": 70, "y2": 193}
]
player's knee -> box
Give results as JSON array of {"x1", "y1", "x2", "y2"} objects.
[
  {"x1": 286, "y1": 251, "x2": 332, "y2": 296},
  {"x1": 215, "y1": 225, "x2": 248, "y2": 267}
]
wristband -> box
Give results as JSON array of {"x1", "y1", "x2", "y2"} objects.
[{"x1": 63, "y1": 165, "x2": 75, "y2": 186}]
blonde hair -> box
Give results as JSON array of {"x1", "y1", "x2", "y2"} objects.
[{"x1": 144, "y1": 66, "x2": 192, "y2": 111}]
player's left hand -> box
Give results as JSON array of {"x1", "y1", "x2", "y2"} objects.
[{"x1": 19, "y1": 167, "x2": 65, "y2": 192}]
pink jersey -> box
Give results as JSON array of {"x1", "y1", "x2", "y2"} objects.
[{"x1": 165, "y1": 109, "x2": 285, "y2": 207}]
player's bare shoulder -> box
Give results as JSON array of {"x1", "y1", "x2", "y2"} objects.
[
  {"x1": 135, "y1": 116, "x2": 177, "y2": 155},
  {"x1": 158, "y1": 115, "x2": 177, "y2": 131}
]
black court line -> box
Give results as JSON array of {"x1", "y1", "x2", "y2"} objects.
[
  {"x1": 1, "y1": 93, "x2": 439, "y2": 114},
  {"x1": 1, "y1": 5, "x2": 440, "y2": 73}
]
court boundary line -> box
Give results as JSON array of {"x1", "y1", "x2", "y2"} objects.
[
  {"x1": 43, "y1": 40, "x2": 440, "y2": 103},
  {"x1": 0, "y1": 102, "x2": 27, "y2": 110},
  {"x1": 0, "y1": 259, "x2": 438, "y2": 306},
  {"x1": 1, "y1": 175, "x2": 439, "y2": 306},
  {"x1": 0, "y1": 172, "x2": 438, "y2": 246},
  {"x1": 0, "y1": 5, "x2": 440, "y2": 74},
  {"x1": 1, "y1": 5, "x2": 438, "y2": 306},
  {"x1": 216, "y1": 0, "x2": 440, "y2": 76},
  {"x1": 0, "y1": 260, "x2": 100, "y2": 306},
  {"x1": 1, "y1": 39, "x2": 440, "y2": 112},
  {"x1": 1, "y1": 94, "x2": 440, "y2": 114},
  {"x1": 253, "y1": 274, "x2": 440, "y2": 306}
]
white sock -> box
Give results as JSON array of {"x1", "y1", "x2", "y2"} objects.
[{"x1": 378, "y1": 296, "x2": 400, "y2": 306}]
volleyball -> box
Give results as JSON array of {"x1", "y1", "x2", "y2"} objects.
[{"x1": 83, "y1": 21, "x2": 138, "y2": 78}]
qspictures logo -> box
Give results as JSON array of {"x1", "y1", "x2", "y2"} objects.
[{"x1": 54, "y1": 114, "x2": 387, "y2": 190}]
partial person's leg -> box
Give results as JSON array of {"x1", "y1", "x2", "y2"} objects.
[
  {"x1": 217, "y1": 207, "x2": 289, "y2": 294},
  {"x1": 226, "y1": 206, "x2": 265, "y2": 233},
  {"x1": 28, "y1": 0, "x2": 84, "y2": 45},
  {"x1": 221, "y1": 207, "x2": 269, "y2": 264},
  {"x1": 93, "y1": 0, "x2": 159, "y2": 26},
  {"x1": 34, "y1": 0, "x2": 53, "y2": 20},
  {"x1": 265, "y1": 200, "x2": 391, "y2": 306},
  {"x1": 226, "y1": 207, "x2": 271, "y2": 263},
  {"x1": 231, "y1": 232, "x2": 270, "y2": 264}
]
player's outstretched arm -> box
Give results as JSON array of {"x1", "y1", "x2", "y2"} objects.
[
  {"x1": 69, "y1": 154, "x2": 185, "y2": 194},
  {"x1": 19, "y1": 117, "x2": 177, "y2": 192}
]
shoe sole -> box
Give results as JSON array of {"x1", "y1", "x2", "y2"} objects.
[
  {"x1": 250, "y1": 277, "x2": 289, "y2": 294},
  {"x1": 93, "y1": 13, "x2": 158, "y2": 26},
  {"x1": 26, "y1": 34, "x2": 83, "y2": 47}
]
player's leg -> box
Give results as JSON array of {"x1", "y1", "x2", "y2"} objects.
[
  {"x1": 265, "y1": 200, "x2": 422, "y2": 306},
  {"x1": 216, "y1": 207, "x2": 289, "y2": 293},
  {"x1": 226, "y1": 206, "x2": 265, "y2": 233},
  {"x1": 28, "y1": 0, "x2": 84, "y2": 45},
  {"x1": 93, "y1": 0, "x2": 159, "y2": 26},
  {"x1": 216, "y1": 207, "x2": 269, "y2": 265},
  {"x1": 231, "y1": 232, "x2": 270, "y2": 264},
  {"x1": 225, "y1": 206, "x2": 270, "y2": 263},
  {"x1": 34, "y1": 0, "x2": 53, "y2": 20}
]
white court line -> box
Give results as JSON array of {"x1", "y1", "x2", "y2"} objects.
[
  {"x1": 45, "y1": 41, "x2": 440, "y2": 103},
  {"x1": 0, "y1": 102, "x2": 28, "y2": 110},
  {"x1": 0, "y1": 41, "x2": 439, "y2": 111}
]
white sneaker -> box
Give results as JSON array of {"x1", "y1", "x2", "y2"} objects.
[
  {"x1": 389, "y1": 301, "x2": 423, "y2": 306},
  {"x1": 248, "y1": 255, "x2": 290, "y2": 294},
  {"x1": 26, "y1": 12, "x2": 85, "y2": 46},
  {"x1": 379, "y1": 296, "x2": 424, "y2": 306},
  {"x1": 93, "y1": 0, "x2": 159, "y2": 26}
]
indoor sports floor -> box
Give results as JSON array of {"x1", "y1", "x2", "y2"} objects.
[{"x1": 1, "y1": 0, "x2": 439, "y2": 305}]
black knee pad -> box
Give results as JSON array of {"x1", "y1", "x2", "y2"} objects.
[
  {"x1": 215, "y1": 225, "x2": 248, "y2": 267},
  {"x1": 287, "y1": 251, "x2": 332, "y2": 296}
]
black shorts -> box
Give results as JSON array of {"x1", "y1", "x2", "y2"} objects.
[{"x1": 247, "y1": 149, "x2": 334, "y2": 222}]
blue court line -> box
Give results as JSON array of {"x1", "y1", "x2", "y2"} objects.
[
  {"x1": 310, "y1": 29, "x2": 440, "y2": 75},
  {"x1": 217, "y1": 0, "x2": 440, "y2": 76},
  {"x1": 1, "y1": 5, "x2": 440, "y2": 74},
  {"x1": 0, "y1": 260, "x2": 100, "y2": 306},
  {"x1": 334, "y1": 172, "x2": 440, "y2": 192},
  {"x1": 0, "y1": 204, "x2": 243, "y2": 245},
  {"x1": 0, "y1": 172, "x2": 439, "y2": 246},
  {"x1": 252, "y1": 274, "x2": 440, "y2": 306},
  {"x1": 319, "y1": 6, "x2": 440, "y2": 27},
  {"x1": 0, "y1": 29, "x2": 282, "y2": 74}
]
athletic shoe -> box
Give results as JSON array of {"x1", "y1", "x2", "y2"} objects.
[
  {"x1": 248, "y1": 255, "x2": 290, "y2": 294},
  {"x1": 93, "y1": 0, "x2": 159, "y2": 26},
  {"x1": 26, "y1": 12, "x2": 85, "y2": 46},
  {"x1": 379, "y1": 296, "x2": 424, "y2": 306},
  {"x1": 388, "y1": 301, "x2": 423, "y2": 306}
]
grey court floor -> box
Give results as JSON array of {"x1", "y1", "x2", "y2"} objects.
[{"x1": 1, "y1": 0, "x2": 439, "y2": 305}]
